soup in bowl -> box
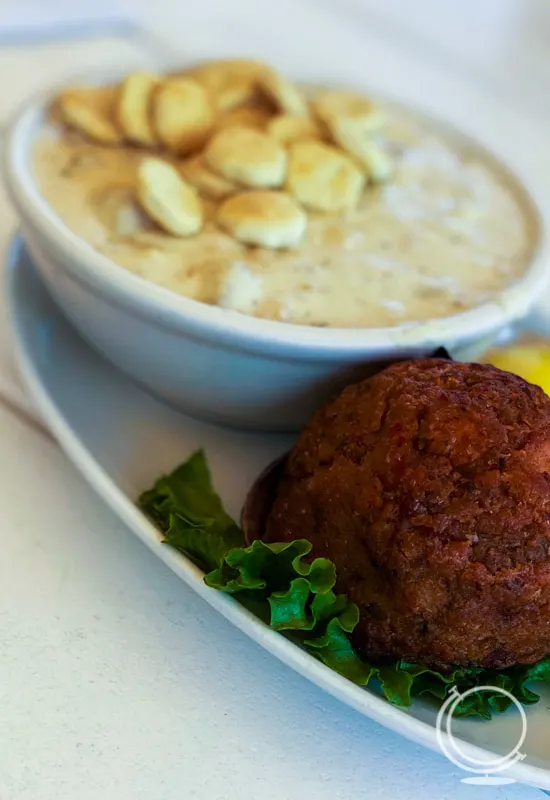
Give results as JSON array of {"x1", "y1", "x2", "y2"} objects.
[{"x1": 5, "y1": 58, "x2": 549, "y2": 430}]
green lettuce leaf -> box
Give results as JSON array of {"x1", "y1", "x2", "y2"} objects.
[
  {"x1": 139, "y1": 450, "x2": 244, "y2": 572},
  {"x1": 138, "y1": 451, "x2": 550, "y2": 719},
  {"x1": 305, "y1": 615, "x2": 374, "y2": 685}
]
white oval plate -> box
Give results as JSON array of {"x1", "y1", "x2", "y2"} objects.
[{"x1": 6, "y1": 236, "x2": 550, "y2": 790}]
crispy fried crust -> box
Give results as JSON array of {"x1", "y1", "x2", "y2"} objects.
[{"x1": 263, "y1": 360, "x2": 550, "y2": 669}]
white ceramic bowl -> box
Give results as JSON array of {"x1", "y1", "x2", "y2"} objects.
[{"x1": 5, "y1": 85, "x2": 550, "y2": 431}]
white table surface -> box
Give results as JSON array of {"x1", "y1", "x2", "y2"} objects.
[{"x1": 0, "y1": 2, "x2": 549, "y2": 798}]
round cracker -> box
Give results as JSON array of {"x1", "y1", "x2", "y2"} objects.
[
  {"x1": 340, "y1": 138, "x2": 394, "y2": 183},
  {"x1": 190, "y1": 59, "x2": 267, "y2": 111},
  {"x1": 217, "y1": 190, "x2": 307, "y2": 248},
  {"x1": 205, "y1": 126, "x2": 287, "y2": 189},
  {"x1": 266, "y1": 114, "x2": 322, "y2": 146},
  {"x1": 116, "y1": 72, "x2": 159, "y2": 147},
  {"x1": 313, "y1": 89, "x2": 385, "y2": 133},
  {"x1": 57, "y1": 86, "x2": 122, "y2": 145},
  {"x1": 153, "y1": 77, "x2": 214, "y2": 155},
  {"x1": 257, "y1": 68, "x2": 308, "y2": 117},
  {"x1": 286, "y1": 140, "x2": 365, "y2": 212},
  {"x1": 137, "y1": 157, "x2": 203, "y2": 236}
]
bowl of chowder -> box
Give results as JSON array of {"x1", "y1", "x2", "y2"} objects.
[{"x1": 5, "y1": 58, "x2": 550, "y2": 430}]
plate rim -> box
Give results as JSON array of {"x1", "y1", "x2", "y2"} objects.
[{"x1": 5, "y1": 233, "x2": 550, "y2": 790}]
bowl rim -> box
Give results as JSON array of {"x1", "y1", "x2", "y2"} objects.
[{"x1": 5, "y1": 78, "x2": 550, "y2": 358}]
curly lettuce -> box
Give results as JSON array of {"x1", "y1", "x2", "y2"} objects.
[{"x1": 139, "y1": 450, "x2": 550, "y2": 719}]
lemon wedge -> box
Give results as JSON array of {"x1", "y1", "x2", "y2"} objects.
[{"x1": 485, "y1": 343, "x2": 550, "y2": 396}]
